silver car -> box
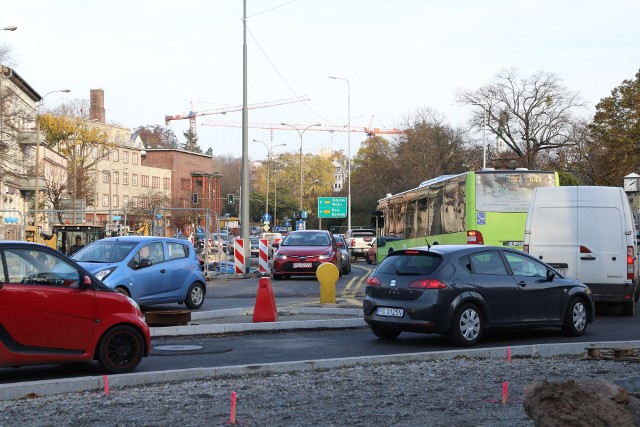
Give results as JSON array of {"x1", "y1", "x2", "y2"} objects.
[{"x1": 333, "y1": 234, "x2": 351, "y2": 275}]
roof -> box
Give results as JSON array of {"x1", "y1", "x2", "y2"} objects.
[{"x1": 0, "y1": 66, "x2": 41, "y2": 102}]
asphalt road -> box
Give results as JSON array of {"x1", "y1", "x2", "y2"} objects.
[{"x1": 2, "y1": 261, "x2": 639, "y2": 384}]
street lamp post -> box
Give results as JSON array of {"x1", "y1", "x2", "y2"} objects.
[
  {"x1": 253, "y1": 139, "x2": 286, "y2": 222},
  {"x1": 34, "y1": 89, "x2": 70, "y2": 226},
  {"x1": 280, "y1": 122, "x2": 320, "y2": 216},
  {"x1": 329, "y1": 76, "x2": 351, "y2": 231},
  {"x1": 472, "y1": 102, "x2": 487, "y2": 169}
]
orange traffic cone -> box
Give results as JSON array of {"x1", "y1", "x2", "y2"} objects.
[{"x1": 253, "y1": 276, "x2": 278, "y2": 322}]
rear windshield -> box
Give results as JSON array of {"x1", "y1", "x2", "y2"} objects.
[
  {"x1": 376, "y1": 252, "x2": 443, "y2": 276},
  {"x1": 350, "y1": 230, "x2": 375, "y2": 237}
]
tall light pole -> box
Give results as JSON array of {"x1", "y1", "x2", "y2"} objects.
[
  {"x1": 329, "y1": 76, "x2": 351, "y2": 231},
  {"x1": 34, "y1": 89, "x2": 70, "y2": 226},
  {"x1": 472, "y1": 102, "x2": 487, "y2": 169},
  {"x1": 280, "y1": 122, "x2": 320, "y2": 214},
  {"x1": 253, "y1": 139, "x2": 286, "y2": 221}
]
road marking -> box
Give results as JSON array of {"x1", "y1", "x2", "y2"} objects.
[{"x1": 341, "y1": 265, "x2": 373, "y2": 299}]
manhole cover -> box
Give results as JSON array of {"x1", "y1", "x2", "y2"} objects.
[{"x1": 154, "y1": 345, "x2": 203, "y2": 352}]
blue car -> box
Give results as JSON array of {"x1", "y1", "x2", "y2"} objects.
[{"x1": 73, "y1": 236, "x2": 207, "y2": 309}]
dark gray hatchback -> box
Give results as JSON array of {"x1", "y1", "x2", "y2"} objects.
[{"x1": 363, "y1": 245, "x2": 595, "y2": 346}]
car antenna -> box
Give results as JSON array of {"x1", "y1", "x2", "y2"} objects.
[{"x1": 425, "y1": 238, "x2": 431, "y2": 251}]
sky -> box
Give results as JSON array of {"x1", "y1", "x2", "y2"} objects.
[{"x1": 2, "y1": 0, "x2": 639, "y2": 161}]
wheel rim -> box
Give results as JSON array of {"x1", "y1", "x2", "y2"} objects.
[
  {"x1": 107, "y1": 331, "x2": 139, "y2": 368},
  {"x1": 459, "y1": 308, "x2": 480, "y2": 341},
  {"x1": 191, "y1": 285, "x2": 204, "y2": 306},
  {"x1": 572, "y1": 302, "x2": 587, "y2": 331}
]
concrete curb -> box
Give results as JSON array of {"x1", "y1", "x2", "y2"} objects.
[{"x1": 3, "y1": 340, "x2": 640, "y2": 401}]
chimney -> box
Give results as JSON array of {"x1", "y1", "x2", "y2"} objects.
[{"x1": 90, "y1": 89, "x2": 106, "y2": 123}]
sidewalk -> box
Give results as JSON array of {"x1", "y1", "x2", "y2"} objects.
[{"x1": 149, "y1": 302, "x2": 366, "y2": 338}]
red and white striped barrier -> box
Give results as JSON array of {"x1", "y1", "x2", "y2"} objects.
[
  {"x1": 259, "y1": 239, "x2": 270, "y2": 274},
  {"x1": 234, "y1": 238, "x2": 246, "y2": 274}
]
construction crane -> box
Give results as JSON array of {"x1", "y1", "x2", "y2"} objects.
[
  {"x1": 200, "y1": 121, "x2": 406, "y2": 136},
  {"x1": 164, "y1": 96, "x2": 310, "y2": 137}
]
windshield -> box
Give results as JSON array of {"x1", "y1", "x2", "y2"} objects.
[
  {"x1": 282, "y1": 232, "x2": 330, "y2": 246},
  {"x1": 72, "y1": 240, "x2": 139, "y2": 263},
  {"x1": 475, "y1": 172, "x2": 556, "y2": 213}
]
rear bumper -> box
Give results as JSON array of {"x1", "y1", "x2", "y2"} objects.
[{"x1": 588, "y1": 282, "x2": 638, "y2": 302}]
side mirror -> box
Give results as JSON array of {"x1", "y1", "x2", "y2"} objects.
[
  {"x1": 82, "y1": 275, "x2": 93, "y2": 288},
  {"x1": 546, "y1": 268, "x2": 556, "y2": 281},
  {"x1": 138, "y1": 258, "x2": 153, "y2": 269},
  {"x1": 272, "y1": 242, "x2": 280, "y2": 248}
]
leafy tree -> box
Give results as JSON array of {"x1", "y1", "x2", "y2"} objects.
[
  {"x1": 133, "y1": 124, "x2": 179, "y2": 149},
  {"x1": 182, "y1": 129, "x2": 202, "y2": 153},
  {"x1": 458, "y1": 68, "x2": 585, "y2": 169},
  {"x1": 39, "y1": 114, "x2": 112, "y2": 209},
  {"x1": 589, "y1": 69, "x2": 640, "y2": 186}
]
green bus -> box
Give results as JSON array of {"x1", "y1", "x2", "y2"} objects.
[{"x1": 375, "y1": 169, "x2": 559, "y2": 260}]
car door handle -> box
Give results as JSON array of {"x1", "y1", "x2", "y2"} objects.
[
  {"x1": 160, "y1": 269, "x2": 166, "y2": 273},
  {"x1": 580, "y1": 256, "x2": 596, "y2": 260},
  {"x1": 518, "y1": 281, "x2": 527, "y2": 287}
]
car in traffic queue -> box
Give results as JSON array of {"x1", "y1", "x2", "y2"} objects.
[
  {"x1": 250, "y1": 235, "x2": 260, "y2": 257},
  {"x1": 366, "y1": 239, "x2": 377, "y2": 264},
  {"x1": 333, "y1": 234, "x2": 352, "y2": 275},
  {"x1": 363, "y1": 245, "x2": 594, "y2": 346},
  {"x1": 271, "y1": 230, "x2": 343, "y2": 280},
  {"x1": 0, "y1": 241, "x2": 150, "y2": 374},
  {"x1": 73, "y1": 236, "x2": 207, "y2": 309}
]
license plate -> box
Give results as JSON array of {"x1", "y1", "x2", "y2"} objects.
[
  {"x1": 555, "y1": 268, "x2": 567, "y2": 275},
  {"x1": 376, "y1": 307, "x2": 404, "y2": 317},
  {"x1": 293, "y1": 262, "x2": 312, "y2": 268},
  {"x1": 503, "y1": 241, "x2": 524, "y2": 247}
]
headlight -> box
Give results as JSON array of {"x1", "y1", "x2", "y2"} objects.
[
  {"x1": 274, "y1": 252, "x2": 288, "y2": 260},
  {"x1": 318, "y1": 253, "x2": 333, "y2": 260},
  {"x1": 94, "y1": 267, "x2": 116, "y2": 281},
  {"x1": 126, "y1": 296, "x2": 141, "y2": 313}
]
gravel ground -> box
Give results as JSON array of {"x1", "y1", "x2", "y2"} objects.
[{"x1": 1, "y1": 356, "x2": 637, "y2": 426}]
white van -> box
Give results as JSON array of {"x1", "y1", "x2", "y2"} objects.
[{"x1": 524, "y1": 186, "x2": 638, "y2": 315}]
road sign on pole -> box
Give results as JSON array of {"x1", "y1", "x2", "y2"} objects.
[{"x1": 317, "y1": 197, "x2": 348, "y2": 218}]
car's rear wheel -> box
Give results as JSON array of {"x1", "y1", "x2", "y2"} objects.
[
  {"x1": 96, "y1": 325, "x2": 145, "y2": 374},
  {"x1": 371, "y1": 326, "x2": 401, "y2": 340},
  {"x1": 185, "y1": 282, "x2": 205, "y2": 309},
  {"x1": 366, "y1": 257, "x2": 372, "y2": 265},
  {"x1": 449, "y1": 303, "x2": 483, "y2": 346},
  {"x1": 562, "y1": 297, "x2": 588, "y2": 336}
]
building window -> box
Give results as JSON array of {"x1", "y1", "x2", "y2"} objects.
[
  {"x1": 123, "y1": 195, "x2": 129, "y2": 207},
  {"x1": 102, "y1": 170, "x2": 110, "y2": 183},
  {"x1": 163, "y1": 177, "x2": 170, "y2": 190},
  {"x1": 92, "y1": 147, "x2": 98, "y2": 158},
  {"x1": 113, "y1": 171, "x2": 119, "y2": 185},
  {"x1": 132, "y1": 196, "x2": 138, "y2": 208},
  {"x1": 113, "y1": 195, "x2": 118, "y2": 208},
  {"x1": 102, "y1": 194, "x2": 109, "y2": 207},
  {"x1": 123, "y1": 173, "x2": 129, "y2": 185},
  {"x1": 112, "y1": 149, "x2": 119, "y2": 162},
  {"x1": 133, "y1": 153, "x2": 139, "y2": 165},
  {"x1": 152, "y1": 176, "x2": 160, "y2": 188},
  {"x1": 132, "y1": 174, "x2": 138, "y2": 186},
  {"x1": 142, "y1": 175, "x2": 149, "y2": 187},
  {"x1": 123, "y1": 151, "x2": 129, "y2": 163}
]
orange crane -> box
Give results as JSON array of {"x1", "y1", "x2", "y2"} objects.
[
  {"x1": 200, "y1": 120, "x2": 406, "y2": 136},
  {"x1": 165, "y1": 96, "x2": 310, "y2": 136}
]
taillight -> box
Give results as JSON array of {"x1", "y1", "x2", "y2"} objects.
[
  {"x1": 467, "y1": 230, "x2": 484, "y2": 244},
  {"x1": 366, "y1": 276, "x2": 381, "y2": 286},
  {"x1": 627, "y1": 246, "x2": 635, "y2": 280},
  {"x1": 580, "y1": 245, "x2": 592, "y2": 254},
  {"x1": 523, "y1": 244, "x2": 529, "y2": 253},
  {"x1": 351, "y1": 240, "x2": 356, "y2": 247},
  {"x1": 408, "y1": 279, "x2": 447, "y2": 289}
]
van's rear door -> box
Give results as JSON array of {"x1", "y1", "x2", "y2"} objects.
[{"x1": 530, "y1": 204, "x2": 579, "y2": 279}]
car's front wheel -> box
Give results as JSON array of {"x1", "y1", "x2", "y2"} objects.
[
  {"x1": 184, "y1": 282, "x2": 205, "y2": 309},
  {"x1": 562, "y1": 298, "x2": 588, "y2": 336},
  {"x1": 371, "y1": 326, "x2": 401, "y2": 340},
  {"x1": 449, "y1": 303, "x2": 483, "y2": 346},
  {"x1": 96, "y1": 325, "x2": 145, "y2": 374}
]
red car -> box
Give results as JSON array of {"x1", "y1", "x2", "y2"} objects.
[
  {"x1": 271, "y1": 230, "x2": 343, "y2": 279},
  {"x1": 0, "y1": 241, "x2": 150, "y2": 374}
]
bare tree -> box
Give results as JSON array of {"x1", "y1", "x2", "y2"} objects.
[
  {"x1": 133, "y1": 124, "x2": 178, "y2": 149},
  {"x1": 458, "y1": 69, "x2": 585, "y2": 169}
]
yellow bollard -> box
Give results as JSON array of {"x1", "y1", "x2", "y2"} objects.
[{"x1": 316, "y1": 262, "x2": 339, "y2": 304}]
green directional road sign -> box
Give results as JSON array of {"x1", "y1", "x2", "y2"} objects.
[{"x1": 317, "y1": 197, "x2": 348, "y2": 218}]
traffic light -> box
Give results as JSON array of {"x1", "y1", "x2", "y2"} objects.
[
  {"x1": 192, "y1": 193, "x2": 198, "y2": 204},
  {"x1": 228, "y1": 194, "x2": 234, "y2": 204}
]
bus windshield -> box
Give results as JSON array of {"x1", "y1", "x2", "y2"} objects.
[{"x1": 475, "y1": 172, "x2": 557, "y2": 213}]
